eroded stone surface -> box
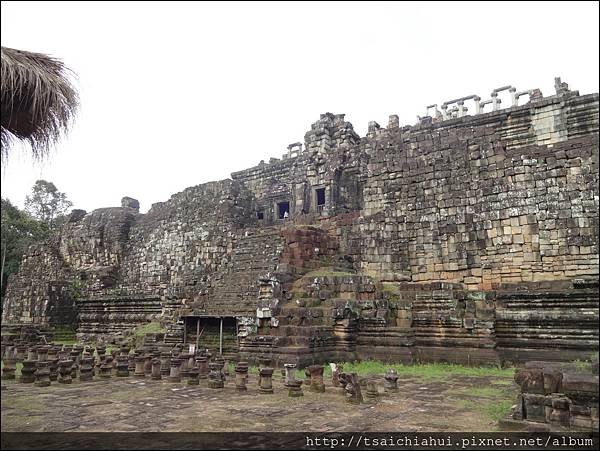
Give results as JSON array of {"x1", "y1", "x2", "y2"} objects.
[{"x1": 0, "y1": 373, "x2": 517, "y2": 432}]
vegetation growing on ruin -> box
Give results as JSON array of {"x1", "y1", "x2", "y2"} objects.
[{"x1": 133, "y1": 321, "x2": 167, "y2": 337}]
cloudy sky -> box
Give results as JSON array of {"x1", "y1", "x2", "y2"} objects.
[{"x1": 1, "y1": 1, "x2": 598, "y2": 213}]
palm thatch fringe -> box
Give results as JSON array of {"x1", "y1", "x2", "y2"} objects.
[{"x1": 1, "y1": 46, "x2": 79, "y2": 161}]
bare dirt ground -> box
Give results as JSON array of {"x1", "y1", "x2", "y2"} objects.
[{"x1": 1, "y1": 372, "x2": 517, "y2": 432}]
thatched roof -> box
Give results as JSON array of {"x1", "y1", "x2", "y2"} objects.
[{"x1": 1, "y1": 46, "x2": 79, "y2": 160}]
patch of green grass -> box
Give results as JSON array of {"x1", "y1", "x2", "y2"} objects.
[
  {"x1": 133, "y1": 322, "x2": 167, "y2": 337},
  {"x1": 486, "y1": 400, "x2": 514, "y2": 422},
  {"x1": 453, "y1": 386, "x2": 505, "y2": 398},
  {"x1": 381, "y1": 283, "x2": 400, "y2": 295},
  {"x1": 323, "y1": 360, "x2": 514, "y2": 380},
  {"x1": 571, "y1": 359, "x2": 592, "y2": 372},
  {"x1": 455, "y1": 395, "x2": 514, "y2": 424}
]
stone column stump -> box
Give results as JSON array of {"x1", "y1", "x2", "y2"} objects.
[
  {"x1": 259, "y1": 367, "x2": 274, "y2": 394},
  {"x1": 207, "y1": 362, "x2": 224, "y2": 389},
  {"x1": 37, "y1": 346, "x2": 49, "y2": 362},
  {"x1": 235, "y1": 363, "x2": 249, "y2": 391},
  {"x1": 116, "y1": 356, "x2": 130, "y2": 377},
  {"x1": 58, "y1": 360, "x2": 74, "y2": 384},
  {"x1": 187, "y1": 367, "x2": 199, "y2": 385},
  {"x1": 143, "y1": 355, "x2": 153, "y2": 376},
  {"x1": 79, "y1": 357, "x2": 94, "y2": 382},
  {"x1": 384, "y1": 369, "x2": 399, "y2": 393},
  {"x1": 151, "y1": 358, "x2": 162, "y2": 381},
  {"x1": 343, "y1": 373, "x2": 363, "y2": 404},
  {"x1": 196, "y1": 356, "x2": 209, "y2": 379},
  {"x1": 19, "y1": 360, "x2": 37, "y2": 383},
  {"x1": 48, "y1": 358, "x2": 59, "y2": 381},
  {"x1": 160, "y1": 353, "x2": 171, "y2": 377},
  {"x1": 168, "y1": 359, "x2": 182, "y2": 383},
  {"x1": 288, "y1": 379, "x2": 303, "y2": 397},
  {"x1": 134, "y1": 356, "x2": 146, "y2": 378},
  {"x1": 365, "y1": 379, "x2": 379, "y2": 403},
  {"x1": 179, "y1": 353, "x2": 190, "y2": 380},
  {"x1": 2, "y1": 358, "x2": 17, "y2": 380},
  {"x1": 99, "y1": 358, "x2": 113, "y2": 379},
  {"x1": 307, "y1": 365, "x2": 325, "y2": 393},
  {"x1": 284, "y1": 363, "x2": 297, "y2": 387},
  {"x1": 34, "y1": 361, "x2": 51, "y2": 387}
]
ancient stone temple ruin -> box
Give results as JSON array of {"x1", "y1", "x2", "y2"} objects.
[{"x1": 2, "y1": 78, "x2": 599, "y2": 367}]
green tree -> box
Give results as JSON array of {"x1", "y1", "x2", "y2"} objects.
[
  {"x1": 24, "y1": 179, "x2": 73, "y2": 228},
  {"x1": 1, "y1": 198, "x2": 49, "y2": 298}
]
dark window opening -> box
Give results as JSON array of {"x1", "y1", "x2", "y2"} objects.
[
  {"x1": 278, "y1": 201, "x2": 290, "y2": 219},
  {"x1": 316, "y1": 188, "x2": 326, "y2": 206},
  {"x1": 256, "y1": 210, "x2": 264, "y2": 220}
]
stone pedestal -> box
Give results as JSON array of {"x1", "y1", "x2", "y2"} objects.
[
  {"x1": 48, "y1": 358, "x2": 59, "y2": 381},
  {"x1": 307, "y1": 365, "x2": 325, "y2": 393},
  {"x1": 207, "y1": 362, "x2": 224, "y2": 389},
  {"x1": 235, "y1": 363, "x2": 248, "y2": 391},
  {"x1": 342, "y1": 373, "x2": 363, "y2": 404},
  {"x1": 58, "y1": 360, "x2": 73, "y2": 384},
  {"x1": 27, "y1": 347, "x2": 37, "y2": 361},
  {"x1": 187, "y1": 354, "x2": 196, "y2": 372},
  {"x1": 284, "y1": 363, "x2": 297, "y2": 387},
  {"x1": 151, "y1": 358, "x2": 162, "y2": 380},
  {"x1": 15, "y1": 345, "x2": 27, "y2": 362},
  {"x1": 259, "y1": 367, "x2": 274, "y2": 394},
  {"x1": 168, "y1": 359, "x2": 182, "y2": 383},
  {"x1": 384, "y1": 369, "x2": 399, "y2": 393},
  {"x1": 69, "y1": 351, "x2": 80, "y2": 379},
  {"x1": 288, "y1": 379, "x2": 303, "y2": 397},
  {"x1": 19, "y1": 360, "x2": 37, "y2": 383},
  {"x1": 47, "y1": 348, "x2": 58, "y2": 362},
  {"x1": 196, "y1": 356, "x2": 209, "y2": 379},
  {"x1": 143, "y1": 355, "x2": 153, "y2": 376},
  {"x1": 330, "y1": 363, "x2": 343, "y2": 388},
  {"x1": 34, "y1": 361, "x2": 51, "y2": 387},
  {"x1": 187, "y1": 367, "x2": 199, "y2": 385},
  {"x1": 79, "y1": 357, "x2": 94, "y2": 382},
  {"x1": 365, "y1": 379, "x2": 379, "y2": 403},
  {"x1": 70, "y1": 350, "x2": 81, "y2": 367},
  {"x1": 134, "y1": 356, "x2": 146, "y2": 378},
  {"x1": 99, "y1": 358, "x2": 113, "y2": 379},
  {"x1": 128, "y1": 355, "x2": 136, "y2": 374},
  {"x1": 180, "y1": 353, "x2": 190, "y2": 380},
  {"x1": 96, "y1": 346, "x2": 106, "y2": 361},
  {"x1": 160, "y1": 353, "x2": 171, "y2": 377},
  {"x1": 116, "y1": 356, "x2": 130, "y2": 377},
  {"x1": 37, "y1": 346, "x2": 49, "y2": 362}
]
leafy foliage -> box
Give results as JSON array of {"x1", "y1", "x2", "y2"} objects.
[
  {"x1": 1, "y1": 198, "x2": 49, "y2": 297},
  {"x1": 24, "y1": 179, "x2": 72, "y2": 228}
]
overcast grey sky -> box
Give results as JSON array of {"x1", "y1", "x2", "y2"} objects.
[{"x1": 1, "y1": 1, "x2": 599, "y2": 213}]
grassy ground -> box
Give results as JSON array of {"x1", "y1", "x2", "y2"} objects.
[{"x1": 322, "y1": 360, "x2": 514, "y2": 379}]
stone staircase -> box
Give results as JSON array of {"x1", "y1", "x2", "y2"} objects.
[
  {"x1": 201, "y1": 227, "x2": 285, "y2": 316},
  {"x1": 76, "y1": 295, "x2": 163, "y2": 340}
]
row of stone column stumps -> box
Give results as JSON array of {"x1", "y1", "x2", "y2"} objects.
[{"x1": 2, "y1": 342, "x2": 404, "y2": 404}]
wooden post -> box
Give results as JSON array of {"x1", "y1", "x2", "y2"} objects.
[
  {"x1": 196, "y1": 318, "x2": 200, "y2": 349},
  {"x1": 219, "y1": 317, "x2": 223, "y2": 356}
]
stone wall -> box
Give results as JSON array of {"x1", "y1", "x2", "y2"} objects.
[
  {"x1": 349, "y1": 92, "x2": 599, "y2": 287},
  {"x1": 2, "y1": 80, "x2": 598, "y2": 365}
]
